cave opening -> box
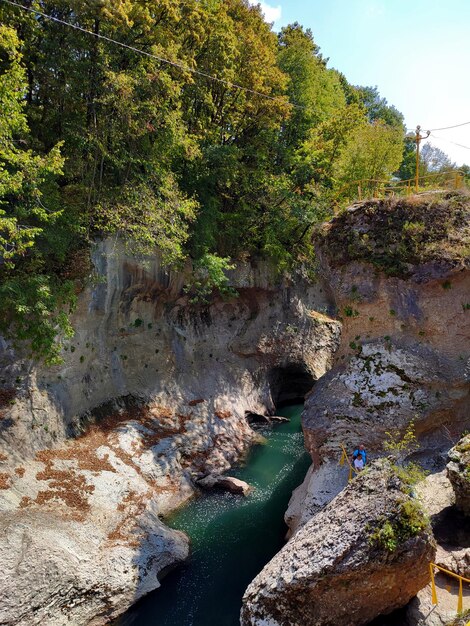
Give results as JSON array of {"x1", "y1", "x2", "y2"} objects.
[{"x1": 268, "y1": 363, "x2": 315, "y2": 409}]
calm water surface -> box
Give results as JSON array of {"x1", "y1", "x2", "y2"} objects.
[{"x1": 115, "y1": 404, "x2": 310, "y2": 626}]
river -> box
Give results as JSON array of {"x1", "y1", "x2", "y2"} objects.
[{"x1": 115, "y1": 404, "x2": 310, "y2": 626}]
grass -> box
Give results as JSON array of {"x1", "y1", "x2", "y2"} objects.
[
  {"x1": 369, "y1": 460, "x2": 429, "y2": 553},
  {"x1": 445, "y1": 609, "x2": 470, "y2": 626}
]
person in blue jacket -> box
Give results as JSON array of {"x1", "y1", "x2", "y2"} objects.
[{"x1": 352, "y1": 444, "x2": 367, "y2": 466}]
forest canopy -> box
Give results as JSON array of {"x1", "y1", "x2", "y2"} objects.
[{"x1": 0, "y1": 0, "x2": 461, "y2": 362}]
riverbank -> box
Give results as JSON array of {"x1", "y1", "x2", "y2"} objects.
[{"x1": 115, "y1": 405, "x2": 310, "y2": 626}]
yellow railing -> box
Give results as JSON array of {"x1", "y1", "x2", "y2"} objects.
[
  {"x1": 339, "y1": 443, "x2": 358, "y2": 481},
  {"x1": 430, "y1": 562, "x2": 470, "y2": 620},
  {"x1": 335, "y1": 169, "x2": 468, "y2": 207}
]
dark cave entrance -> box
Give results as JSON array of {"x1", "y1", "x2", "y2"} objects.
[{"x1": 268, "y1": 363, "x2": 315, "y2": 408}]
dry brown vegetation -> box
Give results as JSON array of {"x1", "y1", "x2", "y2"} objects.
[
  {"x1": 316, "y1": 191, "x2": 470, "y2": 277},
  {"x1": 0, "y1": 473, "x2": 11, "y2": 489}
]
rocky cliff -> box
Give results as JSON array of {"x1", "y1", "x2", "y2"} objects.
[
  {"x1": 0, "y1": 240, "x2": 340, "y2": 624},
  {"x1": 288, "y1": 192, "x2": 470, "y2": 533},
  {"x1": 447, "y1": 434, "x2": 470, "y2": 516},
  {"x1": 241, "y1": 461, "x2": 435, "y2": 626}
]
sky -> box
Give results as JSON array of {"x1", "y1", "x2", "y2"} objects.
[{"x1": 254, "y1": 0, "x2": 470, "y2": 166}]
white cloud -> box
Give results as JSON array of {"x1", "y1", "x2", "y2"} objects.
[
  {"x1": 260, "y1": 1, "x2": 282, "y2": 23},
  {"x1": 249, "y1": 1, "x2": 282, "y2": 24}
]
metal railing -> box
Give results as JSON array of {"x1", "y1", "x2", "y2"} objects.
[
  {"x1": 335, "y1": 170, "x2": 468, "y2": 207},
  {"x1": 430, "y1": 562, "x2": 470, "y2": 618},
  {"x1": 339, "y1": 444, "x2": 359, "y2": 481}
]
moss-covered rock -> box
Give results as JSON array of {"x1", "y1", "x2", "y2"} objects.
[
  {"x1": 241, "y1": 461, "x2": 435, "y2": 626},
  {"x1": 315, "y1": 191, "x2": 470, "y2": 278}
]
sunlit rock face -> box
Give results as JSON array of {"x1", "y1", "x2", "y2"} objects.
[
  {"x1": 0, "y1": 241, "x2": 341, "y2": 625},
  {"x1": 241, "y1": 462, "x2": 435, "y2": 626},
  {"x1": 447, "y1": 434, "x2": 470, "y2": 516},
  {"x1": 303, "y1": 192, "x2": 470, "y2": 468}
]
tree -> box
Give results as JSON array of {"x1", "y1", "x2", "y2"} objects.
[
  {"x1": 396, "y1": 136, "x2": 416, "y2": 181},
  {"x1": 333, "y1": 120, "x2": 404, "y2": 198},
  {"x1": 420, "y1": 143, "x2": 454, "y2": 173},
  {"x1": 299, "y1": 104, "x2": 365, "y2": 189},
  {"x1": 0, "y1": 24, "x2": 73, "y2": 364},
  {"x1": 355, "y1": 85, "x2": 404, "y2": 129},
  {"x1": 277, "y1": 23, "x2": 346, "y2": 159},
  {"x1": 0, "y1": 1, "x2": 408, "y2": 360}
]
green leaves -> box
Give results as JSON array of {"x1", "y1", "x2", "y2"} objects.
[
  {"x1": 0, "y1": 2, "x2": 413, "y2": 363},
  {"x1": 94, "y1": 173, "x2": 197, "y2": 265},
  {"x1": 0, "y1": 273, "x2": 76, "y2": 365}
]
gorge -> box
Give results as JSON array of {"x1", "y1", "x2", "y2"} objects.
[{"x1": 0, "y1": 191, "x2": 469, "y2": 626}]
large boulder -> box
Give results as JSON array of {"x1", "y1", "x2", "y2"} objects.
[
  {"x1": 197, "y1": 474, "x2": 251, "y2": 495},
  {"x1": 302, "y1": 338, "x2": 463, "y2": 464},
  {"x1": 447, "y1": 435, "x2": 470, "y2": 516},
  {"x1": 241, "y1": 462, "x2": 435, "y2": 626}
]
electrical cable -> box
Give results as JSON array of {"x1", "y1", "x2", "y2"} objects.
[
  {"x1": 428, "y1": 121, "x2": 470, "y2": 132},
  {"x1": 431, "y1": 134, "x2": 470, "y2": 151},
  {"x1": 0, "y1": 0, "x2": 303, "y2": 109}
]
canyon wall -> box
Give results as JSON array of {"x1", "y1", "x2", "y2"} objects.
[{"x1": 0, "y1": 239, "x2": 340, "y2": 625}]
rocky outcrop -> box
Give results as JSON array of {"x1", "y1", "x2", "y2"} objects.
[
  {"x1": 0, "y1": 242, "x2": 341, "y2": 624},
  {"x1": 300, "y1": 193, "x2": 470, "y2": 507},
  {"x1": 279, "y1": 193, "x2": 470, "y2": 542},
  {"x1": 241, "y1": 462, "x2": 435, "y2": 626},
  {"x1": 303, "y1": 338, "x2": 467, "y2": 464},
  {"x1": 447, "y1": 435, "x2": 470, "y2": 516},
  {"x1": 197, "y1": 474, "x2": 251, "y2": 495},
  {"x1": 0, "y1": 510, "x2": 188, "y2": 626},
  {"x1": 0, "y1": 409, "x2": 194, "y2": 626},
  {"x1": 405, "y1": 469, "x2": 470, "y2": 625}
]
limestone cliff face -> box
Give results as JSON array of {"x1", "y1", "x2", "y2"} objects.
[
  {"x1": 0, "y1": 240, "x2": 340, "y2": 625},
  {"x1": 303, "y1": 192, "x2": 470, "y2": 468},
  {"x1": 242, "y1": 462, "x2": 435, "y2": 626}
]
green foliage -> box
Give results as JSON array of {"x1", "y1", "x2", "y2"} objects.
[
  {"x1": 392, "y1": 461, "x2": 429, "y2": 491},
  {"x1": 354, "y1": 85, "x2": 404, "y2": 129},
  {"x1": 369, "y1": 460, "x2": 429, "y2": 553},
  {"x1": 185, "y1": 252, "x2": 236, "y2": 303},
  {"x1": 0, "y1": 24, "x2": 77, "y2": 363},
  {"x1": 384, "y1": 420, "x2": 420, "y2": 460},
  {"x1": 333, "y1": 120, "x2": 404, "y2": 198},
  {"x1": 343, "y1": 306, "x2": 359, "y2": 317},
  {"x1": 316, "y1": 192, "x2": 470, "y2": 277},
  {"x1": 0, "y1": 273, "x2": 75, "y2": 365},
  {"x1": 0, "y1": 1, "x2": 411, "y2": 361},
  {"x1": 369, "y1": 497, "x2": 428, "y2": 552},
  {"x1": 94, "y1": 175, "x2": 197, "y2": 265},
  {"x1": 444, "y1": 609, "x2": 470, "y2": 626}
]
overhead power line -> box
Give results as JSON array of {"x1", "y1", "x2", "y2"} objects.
[
  {"x1": 428, "y1": 121, "x2": 470, "y2": 132},
  {"x1": 431, "y1": 134, "x2": 470, "y2": 151},
  {"x1": 407, "y1": 120, "x2": 470, "y2": 134},
  {"x1": 0, "y1": 0, "x2": 302, "y2": 109}
]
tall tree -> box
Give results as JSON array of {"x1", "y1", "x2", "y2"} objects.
[
  {"x1": 333, "y1": 120, "x2": 404, "y2": 197},
  {"x1": 0, "y1": 24, "x2": 72, "y2": 363},
  {"x1": 355, "y1": 85, "x2": 404, "y2": 129}
]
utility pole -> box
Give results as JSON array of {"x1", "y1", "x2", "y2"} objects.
[{"x1": 414, "y1": 125, "x2": 430, "y2": 192}]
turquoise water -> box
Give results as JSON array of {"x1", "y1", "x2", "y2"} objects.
[{"x1": 116, "y1": 404, "x2": 310, "y2": 626}]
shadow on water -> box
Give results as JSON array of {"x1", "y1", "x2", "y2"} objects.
[{"x1": 115, "y1": 404, "x2": 310, "y2": 626}]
